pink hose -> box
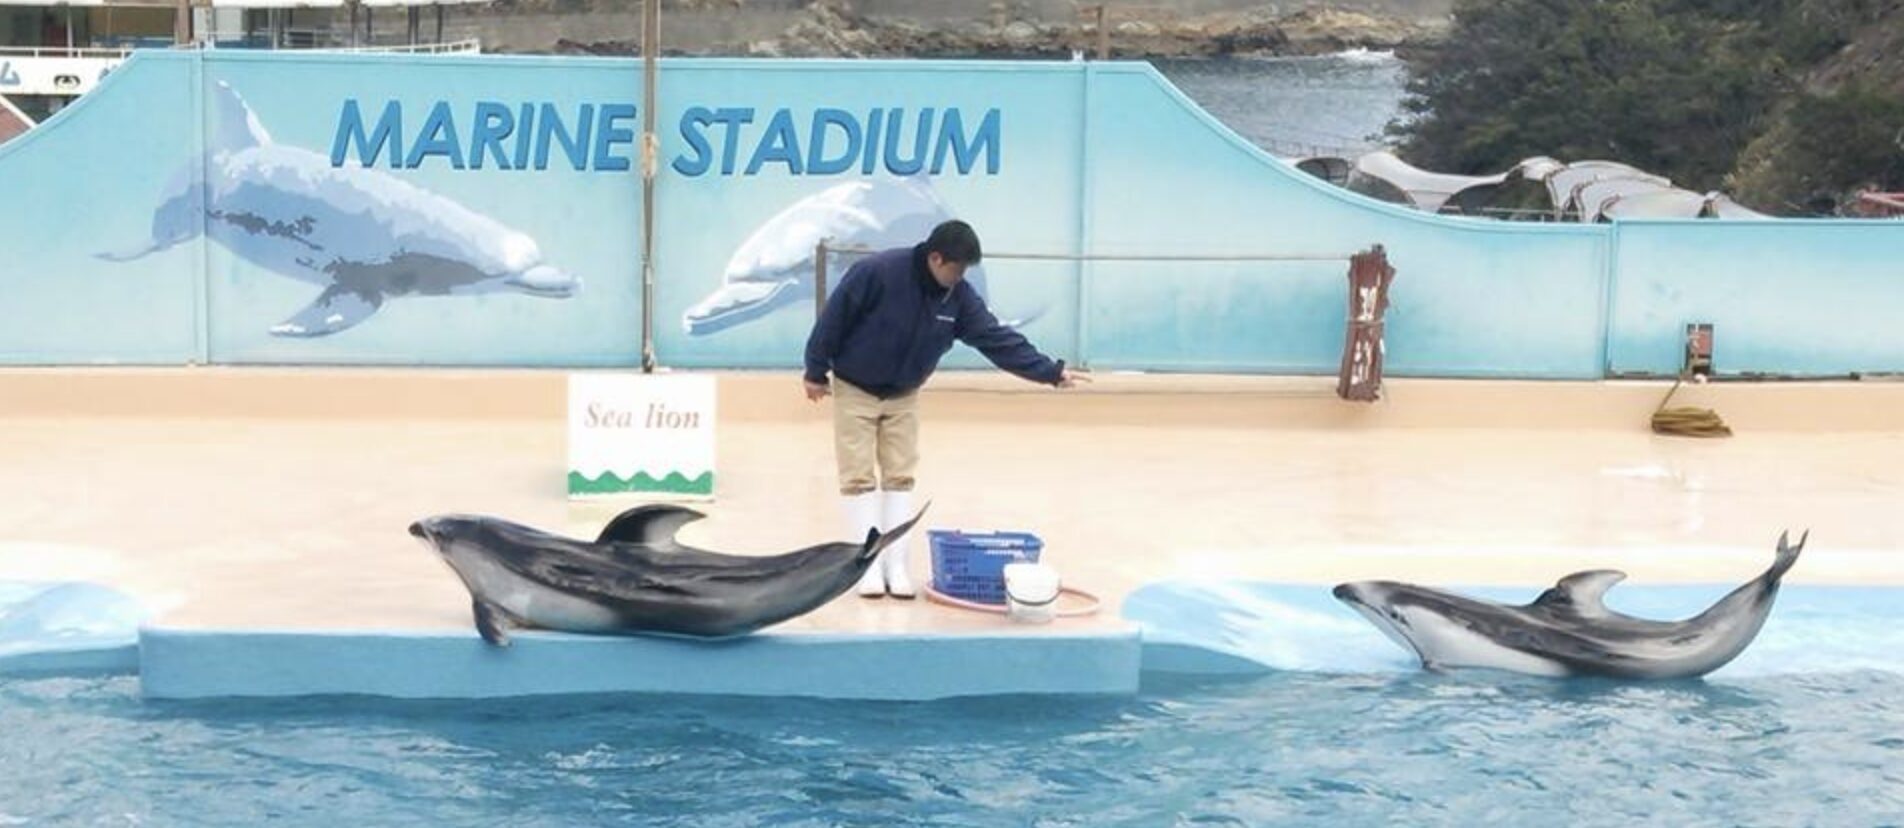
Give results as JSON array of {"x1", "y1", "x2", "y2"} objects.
[{"x1": 922, "y1": 582, "x2": 1104, "y2": 617}]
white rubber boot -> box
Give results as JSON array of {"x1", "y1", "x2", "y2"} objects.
[
  {"x1": 844, "y1": 491, "x2": 885, "y2": 598},
  {"x1": 880, "y1": 489, "x2": 917, "y2": 599}
]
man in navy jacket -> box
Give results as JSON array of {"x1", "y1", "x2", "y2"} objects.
[{"x1": 804, "y1": 220, "x2": 1087, "y2": 598}]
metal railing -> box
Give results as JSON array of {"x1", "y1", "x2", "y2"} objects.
[
  {"x1": 812, "y1": 241, "x2": 1357, "y2": 309},
  {"x1": 193, "y1": 33, "x2": 480, "y2": 53},
  {"x1": 0, "y1": 46, "x2": 137, "y2": 60},
  {"x1": 316, "y1": 38, "x2": 480, "y2": 54},
  {"x1": 810, "y1": 241, "x2": 1394, "y2": 402},
  {"x1": 0, "y1": 39, "x2": 480, "y2": 58}
]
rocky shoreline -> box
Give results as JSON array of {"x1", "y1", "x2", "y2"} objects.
[{"x1": 548, "y1": 3, "x2": 1447, "y2": 60}]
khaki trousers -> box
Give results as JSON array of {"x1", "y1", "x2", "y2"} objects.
[{"x1": 832, "y1": 379, "x2": 919, "y2": 495}]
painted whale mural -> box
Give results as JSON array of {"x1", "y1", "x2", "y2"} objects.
[
  {"x1": 682, "y1": 174, "x2": 1041, "y2": 336},
  {"x1": 99, "y1": 81, "x2": 579, "y2": 338}
]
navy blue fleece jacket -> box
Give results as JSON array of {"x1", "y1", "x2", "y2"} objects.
[{"x1": 803, "y1": 244, "x2": 1065, "y2": 399}]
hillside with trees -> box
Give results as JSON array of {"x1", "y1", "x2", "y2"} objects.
[{"x1": 1388, "y1": 0, "x2": 1904, "y2": 215}]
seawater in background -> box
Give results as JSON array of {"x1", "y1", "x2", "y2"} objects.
[{"x1": 1154, "y1": 50, "x2": 1409, "y2": 159}]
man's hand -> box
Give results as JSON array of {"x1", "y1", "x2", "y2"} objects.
[
  {"x1": 804, "y1": 379, "x2": 831, "y2": 401},
  {"x1": 1056, "y1": 367, "x2": 1092, "y2": 389}
]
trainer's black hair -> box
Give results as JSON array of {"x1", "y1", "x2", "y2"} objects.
[{"x1": 922, "y1": 220, "x2": 982, "y2": 265}]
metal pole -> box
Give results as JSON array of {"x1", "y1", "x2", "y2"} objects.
[
  {"x1": 814, "y1": 240, "x2": 828, "y2": 315},
  {"x1": 639, "y1": 0, "x2": 659, "y2": 373},
  {"x1": 1095, "y1": 4, "x2": 1107, "y2": 60}
]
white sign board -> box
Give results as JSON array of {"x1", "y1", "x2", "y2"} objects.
[{"x1": 567, "y1": 373, "x2": 716, "y2": 500}]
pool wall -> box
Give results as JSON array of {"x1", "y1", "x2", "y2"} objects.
[
  {"x1": 0, "y1": 51, "x2": 1897, "y2": 377},
  {"x1": 0, "y1": 582, "x2": 144, "y2": 678},
  {"x1": 11, "y1": 578, "x2": 1904, "y2": 698}
]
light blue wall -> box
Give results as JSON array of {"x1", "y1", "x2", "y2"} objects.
[
  {"x1": 3, "y1": 50, "x2": 645, "y2": 367},
  {"x1": 650, "y1": 60, "x2": 1084, "y2": 371},
  {"x1": 1080, "y1": 65, "x2": 1611, "y2": 378},
  {"x1": 1607, "y1": 220, "x2": 1904, "y2": 377},
  {"x1": 0, "y1": 53, "x2": 202, "y2": 364},
  {"x1": 196, "y1": 53, "x2": 645, "y2": 366},
  {"x1": 0, "y1": 50, "x2": 1899, "y2": 378}
]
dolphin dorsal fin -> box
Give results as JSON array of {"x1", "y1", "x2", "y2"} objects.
[
  {"x1": 210, "y1": 81, "x2": 272, "y2": 152},
  {"x1": 1533, "y1": 569, "x2": 1627, "y2": 614},
  {"x1": 596, "y1": 504, "x2": 705, "y2": 546}
]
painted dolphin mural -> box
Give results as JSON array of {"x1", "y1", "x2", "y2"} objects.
[
  {"x1": 1332, "y1": 530, "x2": 1807, "y2": 680},
  {"x1": 99, "y1": 81, "x2": 578, "y2": 337},
  {"x1": 682, "y1": 174, "x2": 1040, "y2": 336}
]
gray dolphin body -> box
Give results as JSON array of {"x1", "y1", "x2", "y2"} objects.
[
  {"x1": 1332, "y1": 531, "x2": 1807, "y2": 679},
  {"x1": 409, "y1": 503, "x2": 926, "y2": 644}
]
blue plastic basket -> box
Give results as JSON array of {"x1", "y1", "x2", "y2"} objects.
[{"x1": 928, "y1": 530, "x2": 1044, "y2": 605}]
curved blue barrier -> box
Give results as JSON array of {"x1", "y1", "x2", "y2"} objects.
[
  {"x1": 0, "y1": 581, "x2": 146, "y2": 677},
  {"x1": 0, "y1": 51, "x2": 1899, "y2": 376},
  {"x1": 1125, "y1": 580, "x2": 1904, "y2": 679}
]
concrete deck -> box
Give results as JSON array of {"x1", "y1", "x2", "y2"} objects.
[{"x1": 3, "y1": 368, "x2": 1902, "y2": 697}]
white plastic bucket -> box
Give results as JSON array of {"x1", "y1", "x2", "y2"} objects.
[{"x1": 1003, "y1": 562, "x2": 1061, "y2": 624}]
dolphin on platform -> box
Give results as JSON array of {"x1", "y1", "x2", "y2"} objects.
[
  {"x1": 409, "y1": 503, "x2": 927, "y2": 644},
  {"x1": 1331, "y1": 530, "x2": 1807, "y2": 679},
  {"x1": 99, "y1": 81, "x2": 578, "y2": 338}
]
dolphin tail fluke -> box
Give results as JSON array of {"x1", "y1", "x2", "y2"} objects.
[
  {"x1": 859, "y1": 501, "x2": 930, "y2": 562},
  {"x1": 1769, "y1": 529, "x2": 1807, "y2": 581},
  {"x1": 271, "y1": 286, "x2": 384, "y2": 338},
  {"x1": 95, "y1": 239, "x2": 167, "y2": 263}
]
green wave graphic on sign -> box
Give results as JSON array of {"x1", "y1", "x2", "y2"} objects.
[{"x1": 568, "y1": 471, "x2": 714, "y2": 495}]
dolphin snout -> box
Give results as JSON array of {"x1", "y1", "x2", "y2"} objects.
[
  {"x1": 508, "y1": 265, "x2": 580, "y2": 298},
  {"x1": 408, "y1": 520, "x2": 429, "y2": 540},
  {"x1": 1332, "y1": 583, "x2": 1362, "y2": 604}
]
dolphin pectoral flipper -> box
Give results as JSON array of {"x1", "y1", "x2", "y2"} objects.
[
  {"x1": 472, "y1": 599, "x2": 514, "y2": 647},
  {"x1": 597, "y1": 504, "x2": 708, "y2": 546},
  {"x1": 682, "y1": 279, "x2": 801, "y2": 336},
  {"x1": 271, "y1": 285, "x2": 384, "y2": 338}
]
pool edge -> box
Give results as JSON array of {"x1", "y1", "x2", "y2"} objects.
[{"x1": 136, "y1": 625, "x2": 1146, "y2": 701}]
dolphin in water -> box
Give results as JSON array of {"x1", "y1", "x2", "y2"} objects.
[
  {"x1": 409, "y1": 502, "x2": 927, "y2": 644},
  {"x1": 1331, "y1": 530, "x2": 1807, "y2": 679},
  {"x1": 99, "y1": 81, "x2": 578, "y2": 337},
  {"x1": 682, "y1": 174, "x2": 1038, "y2": 336}
]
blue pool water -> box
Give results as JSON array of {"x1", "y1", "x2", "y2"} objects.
[{"x1": 4, "y1": 671, "x2": 1902, "y2": 826}]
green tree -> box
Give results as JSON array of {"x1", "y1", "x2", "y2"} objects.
[
  {"x1": 1389, "y1": 0, "x2": 1824, "y2": 192},
  {"x1": 1732, "y1": 83, "x2": 1904, "y2": 212}
]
